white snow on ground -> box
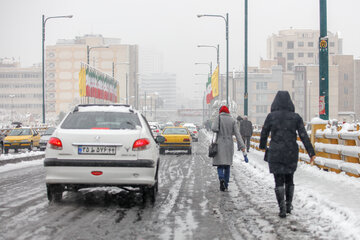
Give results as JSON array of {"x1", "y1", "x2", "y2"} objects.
[
  {"x1": 232, "y1": 148, "x2": 360, "y2": 239},
  {"x1": 0, "y1": 151, "x2": 44, "y2": 173}
]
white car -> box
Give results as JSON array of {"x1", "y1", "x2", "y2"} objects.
[
  {"x1": 39, "y1": 127, "x2": 56, "y2": 151},
  {"x1": 44, "y1": 104, "x2": 165, "y2": 203},
  {"x1": 183, "y1": 123, "x2": 199, "y2": 142}
]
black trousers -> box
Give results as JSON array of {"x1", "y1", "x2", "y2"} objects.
[{"x1": 273, "y1": 173, "x2": 294, "y2": 188}]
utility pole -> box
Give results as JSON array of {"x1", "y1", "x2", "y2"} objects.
[
  {"x1": 244, "y1": 0, "x2": 248, "y2": 116},
  {"x1": 319, "y1": 0, "x2": 329, "y2": 120}
]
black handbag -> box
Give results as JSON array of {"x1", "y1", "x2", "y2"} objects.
[
  {"x1": 208, "y1": 115, "x2": 220, "y2": 158},
  {"x1": 208, "y1": 142, "x2": 218, "y2": 158}
]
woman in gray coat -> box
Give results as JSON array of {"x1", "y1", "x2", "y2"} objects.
[{"x1": 211, "y1": 105, "x2": 247, "y2": 191}]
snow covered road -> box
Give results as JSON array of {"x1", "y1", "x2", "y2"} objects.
[{"x1": 0, "y1": 131, "x2": 359, "y2": 239}]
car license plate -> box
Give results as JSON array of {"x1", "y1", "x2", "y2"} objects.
[{"x1": 78, "y1": 146, "x2": 116, "y2": 155}]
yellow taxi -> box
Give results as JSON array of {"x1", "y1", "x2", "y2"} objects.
[
  {"x1": 3, "y1": 128, "x2": 41, "y2": 153},
  {"x1": 159, "y1": 126, "x2": 192, "y2": 154}
]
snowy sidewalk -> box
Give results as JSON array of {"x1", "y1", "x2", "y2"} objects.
[
  {"x1": 233, "y1": 149, "x2": 360, "y2": 239},
  {"x1": 0, "y1": 151, "x2": 45, "y2": 166}
]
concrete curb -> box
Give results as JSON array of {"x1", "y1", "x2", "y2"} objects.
[{"x1": 0, "y1": 154, "x2": 45, "y2": 166}]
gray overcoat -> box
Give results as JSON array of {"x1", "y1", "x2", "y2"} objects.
[{"x1": 211, "y1": 112, "x2": 245, "y2": 166}]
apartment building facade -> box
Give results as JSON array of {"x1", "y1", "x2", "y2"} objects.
[
  {"x1": 267, "y1": 29, "x2": 342, "y2": 72},
  {"x1": 0, "y1": 58, "x2": 42, "y2": 123}
]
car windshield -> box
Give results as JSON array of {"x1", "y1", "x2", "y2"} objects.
[
  {"x1": 9, "y1": 129, "x2": 31, "y2": 136},
  {"x1": 61, "y1": 112, "x2": 141, "y2": 130},
  {"x1": 163, "y1": 128, "x2": 188, "y2": 135},
  {"x1": 43, "y1": 127, "x2": 56, "y2": 135}
]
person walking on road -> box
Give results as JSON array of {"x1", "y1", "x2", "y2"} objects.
[
  {"x1": 259, "y1": 91, "x2": 316, "y2": 218},
  {"x1": 211, "y1": 105, "x2": 247, "y2": 191},
  {"x1": 240, "y1": 116, "x2": 253, "y2": 152}
]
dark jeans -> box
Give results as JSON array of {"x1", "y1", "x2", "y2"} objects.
[
  {"x1": 273, "y1": 173, "x2": 294, "y2": 188},
  {"x1": 217, "y1": 165, "x2": 230, "y2": 188},
  {"x1": 242, "y1": 136, "x2": 251, "y2": 151}
]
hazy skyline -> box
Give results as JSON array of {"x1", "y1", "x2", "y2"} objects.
[{"x1": 1, "y1": 0, "x2": 359, "y2": 99}]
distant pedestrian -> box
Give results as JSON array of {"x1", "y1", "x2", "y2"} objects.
[
  {"x1": 240, "y1": 116, "x2": 253, "y2": 152},
  {"x1": 211, "y1": 106, "x2": 247, "y2": 191},
  {"x1": 259, "y1": 91, "x2": 316, "y2": 218}
]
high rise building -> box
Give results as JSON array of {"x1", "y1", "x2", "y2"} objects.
[
  {"x1": 267, "y1": 29, "x2": 342, "y2": 72},
  {"x1": 45, "y1": 34, "x2": 138, "y2": 117},
  {"x1": 139, "y1": 73, "x2": 177, "y2": 112}
]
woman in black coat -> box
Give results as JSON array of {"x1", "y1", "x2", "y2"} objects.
[{"x1": 259, "y1": 91, "x2": 316, "y2": 218}]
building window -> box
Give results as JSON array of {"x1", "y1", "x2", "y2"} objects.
[
  {"x1": 298, "y1": 52, "x2": 304, "y2": 57},
  {"x1": 330, "y1": 42, "x2": 335, "y2": 47},
  {"x1": 256, "y1": 94, "x2": 267, "y2": 102},
  {"x1": 287, "y1": 63, "x2": 294, "y2": 71},
  {"x1": 287, "y1": 53, "x2": 294, "y2": 60},
  {"x1": 277, "y1": 41, "x2": 282, "y2": 47},
  {"x1": 298, "y1": 41, "x2": 304, "y2": 47},
  {"x1": 308, "y1": 42, "x2": 314, "y2": 47},
  {"x1": 308, "y1": 52, "x2": 314, "y2": 58},
  {"x1": 256, "y1": 82, "x2": 268, "y2": 90},
  {"x1": 344, "y1": 73, "x2": 348, "y2": 80},
  {"x1": 256, "y1": 105, "x2": 268, "y2": 113},
  {"x1": 277, "y1": 52, "x2": 283, "y2": 57},
  {"x1": 344, "y1": 87, "x2": 348, "y2": 95},
  {"x1": 287, "y1": 41, "x2": 294, "y2": 49}
]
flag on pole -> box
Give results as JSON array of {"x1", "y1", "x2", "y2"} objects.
[
  {"x1": 78, "y1": 66, "x2": 86, "y2": 97},
  {"x1": 211, "y1": 66, "x2": 219, "y2": 97},
  {"x1": 206, "y1": 76, "x2": 213, "y2": 104}
]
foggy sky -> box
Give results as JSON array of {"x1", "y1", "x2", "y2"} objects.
[{"x1": 1, "y1": 0, "x2": 359, "y2": 100}]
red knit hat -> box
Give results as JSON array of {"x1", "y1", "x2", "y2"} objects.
[{"x1": 219, "y1": 105, "x2": 230, "y2": 114}]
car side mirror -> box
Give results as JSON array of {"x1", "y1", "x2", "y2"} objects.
[{"x1": 155, "y1": 135, "x2": 165, "y2": 144}]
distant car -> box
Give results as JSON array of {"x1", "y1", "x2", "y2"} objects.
[
  {"x1": 148, "y1": 122, "x2": 161, "y2": 137},
  {"x1": 160, "y1": 127, "x2": 192, "y2": 154},
  {"x1": 39, "y1": 127, "x2": 56, "y2": 151},
  {"x1": 44, "y1": 104, "x2": 165, "y2": 203},
  {"x1": 183, "y1": 123, "x2": 199, "y2": 142},
  {"x1": 3, "y1": 128, "x2": 40, "y2": 153}
]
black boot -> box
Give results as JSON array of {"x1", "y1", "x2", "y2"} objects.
[
  {"x1": 285, "y1": 184, "x2": 294, "y2": 214},
  {"x1": 220, "y1": 179, "x2": 226, "y2": 191},
  {"x1": 275, "y1": 186, "x2": 286, "y2": 218}
]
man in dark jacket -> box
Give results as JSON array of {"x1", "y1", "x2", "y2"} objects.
[
  {"x1": 240, "y1": 116, "x2": 253, "y2": 152},
  {"x1": 259, "y1": 91, "x2": 316, "y2": 218}
]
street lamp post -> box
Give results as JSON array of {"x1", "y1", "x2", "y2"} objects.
[
  {"x1": 87, "y1": 45, "x2": 109, "y2": 65},
  {"x1": 197, "y1": 13, "x2": 229, "y2": 106},
  {"x1": 113, "y1": 62, "x2": 130, "y2": 104},
  {"x1": 42, "y1": 14, "x2": 72, "y2": 124},
  {"x1": 195, "y1": 62, "x2": 212, "y2": 76},
  {"x1": 197, "y1": 44, "x2": 220, "y2": 96}
]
